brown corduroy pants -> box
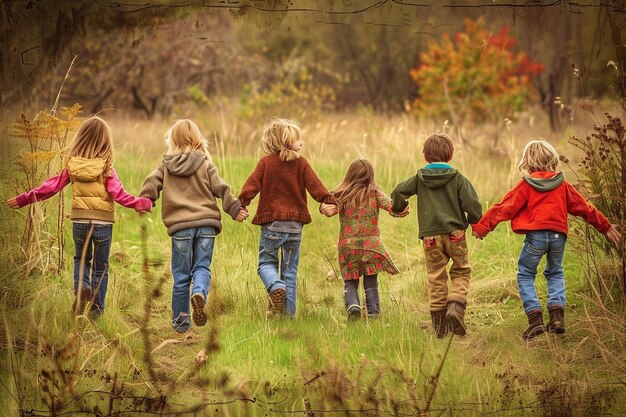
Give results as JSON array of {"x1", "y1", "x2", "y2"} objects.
[{"x1": 423, "y1": 229, "x2": 472, "y2": 311}]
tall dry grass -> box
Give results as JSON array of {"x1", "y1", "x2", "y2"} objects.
[{"x1": 1, "y1": 106, "x2": 624, "y2": 415}]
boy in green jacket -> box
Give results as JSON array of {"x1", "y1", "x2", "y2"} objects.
[{"x1": 391, "y1": 133, "x2": 482, "y2": 338}]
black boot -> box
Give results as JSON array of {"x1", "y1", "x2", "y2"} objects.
[
  {"x1": 546, "y1": 305, "x2": 565, "y2": 334},
  {"x1": 364, "y1": 274, "x2": 380, "y2": 317},
  {"x1": 445, "y1": 301, "x2": 467, "y2": 336},
  {"x1": 344, "y1": 279, "x2": 361, "y2": 319},
  {"x1": 430, "y1": 310, "x2": 448, "y2": 338},
  {"x1": 523, "y1": 309, "x2": 545, "y2": 340}
]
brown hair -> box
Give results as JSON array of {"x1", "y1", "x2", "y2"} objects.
[
  {"x1": 333, "y1": 158, "x2": 380, "y2": 210},
  {"x1": 165, "y1": 119, "x2": 212, "y2": 162},
  {"x1": 518, "y1": 140, "x2": 559, "y2": 174},
  {"x1": 65, "y1": 116, "x2": 114, "y2": 174},
  {"x1": 423, "y1": 133, "x2": 454, "y2": 163},
  {"x1": 262, "y1": 118, "x2": 301, "y2": 162}
]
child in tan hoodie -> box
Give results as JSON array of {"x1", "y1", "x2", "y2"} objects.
[{"x1": 140, "y1": 119, "x2": 246, "y2": 333}]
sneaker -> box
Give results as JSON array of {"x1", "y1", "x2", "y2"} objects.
[
  {"x1": 268, "y1": 288, "x2": 286, "y2": 316},
  {"x1": 72, "y1": 288, "x2": 93, "y2": 316},
  {"x1": 172, "y1": 312, "x2": 190, "y2": 333},
  {"x1": 191, "y1": 293, "x2": 207, "y2": 327}
]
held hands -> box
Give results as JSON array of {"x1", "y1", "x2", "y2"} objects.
[
  {"x1": 605, "y1": 224, "x2": 622, "y2": 244},
  {"x1": 7, "y1": 197, "x2": 19, "y2": 209},
  {"x1": 391, "y1": 206, "x2": 409, "y2": 218},
  {"x1": 320, "y1": 203, "x2": 338, "y2": 217},
  {"x1": 472, "y1": 230, "x2": 483, "y2": 240},
  {"x1": 235, "y1": 208, "x2": 249, "y2": 223}
]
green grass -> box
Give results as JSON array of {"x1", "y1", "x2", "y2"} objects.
[{"x1": 1, "y1": 113, "x2": 624, "y2": 416}]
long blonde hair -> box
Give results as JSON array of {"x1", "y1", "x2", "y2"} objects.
[
  {"x1": 165, "y1": 119, "x2": 212, "y2": 162},
  {"x1": 333, "y1": 158, "x2": 380, "y2": 210},
  {"x1": 518, "y1": 140, "x2": 559, "y2": 174},
  {"x1": 262, "y1": 118, "x2": 301, "y2": 162},
  {"x1": 65, "y1": 116, "x2": 114, "y2": 174}
]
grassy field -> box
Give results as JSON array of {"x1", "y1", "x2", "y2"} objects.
[{"x1": 0, "y1": 110, "x2": 624, "y2": 416}]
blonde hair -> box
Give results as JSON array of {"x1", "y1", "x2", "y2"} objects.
[
  {"x1": 262, "y1": 118, "x2": 301, "y2": 162},
  {"x1": 333, "y1": 158, "x2": 380, "y2": 210},
  {"x1": 423, "y1": 133, "x2": 454, "y2": 163},
  {"x1": 65, "y1": 116, "x2": 114, "y2": 174},
  {"x1": 518, "y1": 140, "x2": 559, "y2": 174},
  {"x1": 165, "y1": 119, "x2": 212, "y2": 162}
]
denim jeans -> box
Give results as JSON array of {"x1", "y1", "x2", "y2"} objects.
[
  {"x1": 73, "y1": 223, "x2": 113, "y2": 314},
  {"x1": 170, "y1": 226, "x2": 216, "y2": 332},
  {"x1": 257, "y1": 226, "x2": 302, "y2": 316},
  {"x1": 517, "y1": 230, "x2": 567, "y2": 313}
]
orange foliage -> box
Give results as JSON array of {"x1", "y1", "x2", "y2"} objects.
[{"x1": 410, "y1": 19, "x2": 545, "y2": 123}]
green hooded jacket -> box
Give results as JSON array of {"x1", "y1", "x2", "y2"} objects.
[{"x1": 391, "y1": 167, "x2": 482, "y2": 238}]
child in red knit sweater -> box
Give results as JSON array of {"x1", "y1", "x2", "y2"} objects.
[
  {"x1": 238, "y1": 118, "x2": 337, "y2": 317},
  {"x1": 472, "y1": 140, "x2": 621, "y2": 340}
]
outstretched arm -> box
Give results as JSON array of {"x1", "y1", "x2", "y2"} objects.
[
  {"x1": 471, "y1": 181, "x2": 527, "y2": 238},
  {"x1": 303, "y1": 160, "x2": 336, "y2": 205},
  {"x1": 565, "y1": 182, "x2": 612, "y2": 233},
  {"x1": 139, "y1": 165, "x2": 164, "y2": 206},
  {"x1": 391, "y1": 175, "x2": 417, "y2": 214},
  {"x1": 238, "y1": 159, "x2": 265, "y2": 208},
  {"x1": 207, "y1": 163, "x2": 242, "y2": 220},
  {"x1": 377, "y1": 190, "x2": 409, "y2": 217},
  {"x1": 106, "y1": 169, "x2": 152, "y2": 212},
  {"x1": 10, "y1": 169, "x2": 70, "y2": 208}
]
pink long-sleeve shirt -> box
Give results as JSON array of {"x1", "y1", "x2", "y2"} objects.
[{"x1": 15, "y1": 168, "x2": 151, "y2": 214}]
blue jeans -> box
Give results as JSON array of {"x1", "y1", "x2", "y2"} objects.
[
  {"x1": 257, "y1": 227, "x2": 302, "y2": 317},
  {"x1": 170, "y1": 226, "x2": 215, "y2": 332},
  {"x1": 73, "y1": 223, "x2": 113, "y2": 314},
  {"x1": 517, "y1": 230, "x2": 567, "y2": 313}
]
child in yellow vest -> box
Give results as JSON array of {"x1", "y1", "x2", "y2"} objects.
[{"x1": 8, "y1": 116, "x2": 152, "y2": 316}]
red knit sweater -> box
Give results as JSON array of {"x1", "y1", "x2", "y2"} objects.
[
  {"x1": 239, "y1": 154, "x2": 336, "y2": 225},
  {"x1": 472, "y1": 172, "x2": 611, "y2": 237}
]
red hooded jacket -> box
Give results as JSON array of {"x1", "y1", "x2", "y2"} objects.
[{"x1": 472, "y1": 171, "x2": 611, "y2": 237}]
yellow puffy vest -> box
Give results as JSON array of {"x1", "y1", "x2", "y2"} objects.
[{"x1": 67, "y1": 157, "x2": 115, "y2": 222}]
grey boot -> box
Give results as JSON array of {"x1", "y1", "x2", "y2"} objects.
[
  {"x1": 445, "y1": 301, "x2": 467, "y2": 336},
  {"x1": 364, "y1": 274, "x2": 380, "y2": 317},
  {"x1": 344, "y1": 279, "x2": 361, "y2": 319}
]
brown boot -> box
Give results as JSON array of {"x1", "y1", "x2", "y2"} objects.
[
  {"x1": 523, "y1": 309, "x2": 545, "y2": 340},
  {"x1": 445, "y1": 301, "x2": 466, "y2": 336},
  {"x1": 72, "y1": 288, "x2": 93, "y2": 316},
  {"x1": 546, "y1": 305, "x2": 565, "y2": 334},
  {"x1": 430, "y1": 310, "x2": 448, "y2": 338},
  {"x1": 268, "y1": 288, "x2": 286, "y2": 316}
]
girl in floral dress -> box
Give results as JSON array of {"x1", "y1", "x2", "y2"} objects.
[{"x1": 322, "y1": 159, "x2": 408, "y2": 318}]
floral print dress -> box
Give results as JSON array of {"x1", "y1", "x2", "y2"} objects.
[{"x1": 337, "y1": 190, "x2": 400, "y2": 280}]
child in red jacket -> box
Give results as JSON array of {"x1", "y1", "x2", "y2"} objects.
[{"x1": 472, "y1": 140, "x2": 620, "y2": 340}]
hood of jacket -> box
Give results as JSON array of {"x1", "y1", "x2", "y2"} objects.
[
  {"x1": 523, "y1": 171, "x2": 564, "y2": 192},
  {"x1": 163, "y1": 151, "x2": 206, "y2": 177},
  {"x1": 67, "y1": 156, "x2": 106, "y2": 182},
  {"x1": 417, "y1": 168, "x2": 458, "y2": 189}
]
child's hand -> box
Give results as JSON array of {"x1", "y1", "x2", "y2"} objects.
[
  {"x1": 472, "y1": 230, "x2": 483, "y2": 240},
  {"x1": 392, "y1": 206, "x2": 409, "y2": 218},
  {"x1": 7, "y1": 197, "x2": 19, "y2": 209},
  {"x1": 605, "y1": 224, "x2": 622, "y2": 243},
  {"x1": 137, "y1": 209, "x2": 149, "y2": 216},
  {"x1": 320, "y1": 203, "x2": 337, "y2": 217},
  {"x1": 235, "y1": 208, "x2": 248, "y2": 223}
]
